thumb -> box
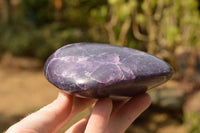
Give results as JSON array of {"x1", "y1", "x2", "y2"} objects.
[{"x1": 6, "y1": 92, "x2": 73, "y2": 133}]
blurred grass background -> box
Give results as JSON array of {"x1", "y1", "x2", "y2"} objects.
[{"x1": 0, "y1": 0, "x2": 200, "y2": 132}]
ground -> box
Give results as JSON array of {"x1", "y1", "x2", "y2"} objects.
[{"x1": 0, "y1": 55, "x2": 187, "y2": 133}]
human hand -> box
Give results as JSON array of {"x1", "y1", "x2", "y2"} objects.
[{"x1": 6, "y1": 92, "x2": 151, "y2": 133}]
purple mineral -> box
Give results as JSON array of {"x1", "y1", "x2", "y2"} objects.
[{"x1": 44, "y1": 43, "x2": 173, "y2": 100}]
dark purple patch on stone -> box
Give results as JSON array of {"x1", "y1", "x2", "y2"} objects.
[{"x1": 44, "y1": 43, "x2": 173, "y2": 99}]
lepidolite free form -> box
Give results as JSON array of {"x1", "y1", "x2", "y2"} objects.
[{"x1": 44, "y1": 43, "x2": 173, "y2": 100}]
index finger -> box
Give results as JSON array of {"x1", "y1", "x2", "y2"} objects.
[{"x1": 6, "y1": 92, "x2": 95, "y2": 133}]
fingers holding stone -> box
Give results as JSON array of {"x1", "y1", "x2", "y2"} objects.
[
  {"x1": 84, "y1": 98, "x2": 113, "y2": 133},
  {"x1": 105, "y1": 93, "x2": 151, "y2": 133}
]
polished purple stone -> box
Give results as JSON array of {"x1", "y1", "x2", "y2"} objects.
[{"x1": 44, "y1": 43, "x2": 173, "y2": 99}]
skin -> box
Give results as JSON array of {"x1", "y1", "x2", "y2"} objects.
[{"x1": 6, "y1": 92, "x2": 151, "y2": 133}]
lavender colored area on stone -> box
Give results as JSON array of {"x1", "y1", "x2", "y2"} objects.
[{"x1": 44, "y1": 43, "x2": 173, "y2": 99}]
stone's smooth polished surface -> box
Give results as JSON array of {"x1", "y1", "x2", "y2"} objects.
[{"x1": 44, "y1": 43, "x2": 173, "y2": 99}]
